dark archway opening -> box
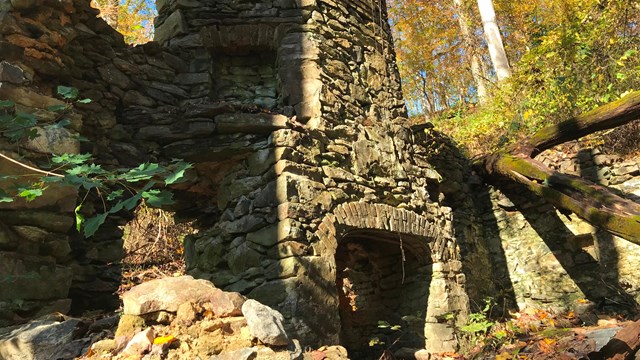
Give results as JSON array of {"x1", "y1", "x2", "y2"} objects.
[{"x1": 335, "y1": 229, "x2": 432, "y2": 358}]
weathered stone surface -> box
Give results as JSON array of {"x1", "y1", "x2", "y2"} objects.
[
  {"x1": 155, "y1": 9, "x2": 187, "y2": 43},
  {"x1": 0, "y1": 319, "x2": 82, "y2": 360},
  {"x1": 241, "y1": 299, "x2": 289, "y2": 346},
  {"x1": 0, "y1": 253, "x2": 72, "y2": 302},
  {"x1": 0, "y1": 61, "x2": 25, "y2": 84},
  {"x1": 216, "y1": 113, "x2": 288, "y2": 134},
  {"x1": 122, "y1": 276, "x2": 245, "y2": 317},
  {"x1": 0, "y1": 83, "x2": 64, "y2": 108},
  {"x1": 115, "y1": 314, "x2": 146, "y2": 337},
  {"x1": 121, "y1": 328, "x2": 154, "y2": 357},
  {"x1": 22, "y1": 126, "x2": 79, "y2": 155},
  {"x1": 209, "y1": 347, "x2": 257, "y2": 360}
]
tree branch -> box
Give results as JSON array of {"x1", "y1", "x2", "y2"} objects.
[{"x1": 0, "y1": 151, "x2": 64, "y2": 178}]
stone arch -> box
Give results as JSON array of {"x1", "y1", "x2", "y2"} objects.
[
  {"x1": 316, "y1": 202, "x2": 451, "y2": 264},
  {"x1": 314, "y1": 202, "x2": 466, "y2": 354}
]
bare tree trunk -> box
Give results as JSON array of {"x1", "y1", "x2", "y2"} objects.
[
  {"x1": 104, "y1": 0, "x2": 119, "y2": 29},
  {"x1": 478, "y1": 91, "x2": 640, "y2": 244},
  {"x1": 454, "y1": 0, "x2": 488, "y2": 101},
  {"x1": 420, "y1": 75, "x2": 435, "y2": 117},
  {"x1": 476, "y1": 0, "x2": 511, "y2": 81}
]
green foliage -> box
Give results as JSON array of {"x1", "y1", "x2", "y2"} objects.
[
  {"x1": 425, "y1": 0, "x2": 640, "y2": 155},
  {"x1": 461, "y1": 298, "x2": 495, "y2": 336},
  {"x1": 0, "y1": 86, "x2": 192, "y2": 237}
]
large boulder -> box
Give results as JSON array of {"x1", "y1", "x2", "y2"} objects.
[
  {"x1": 122, "y1": 275, "x2": 245, "y2": 317},
  {"x1": 0, "y1": 319, "x2": 84, "y2": 360}
]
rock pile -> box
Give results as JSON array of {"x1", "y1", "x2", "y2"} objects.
[{"x1": 0, "y1": 276, "x2": 351, "y2": 360}]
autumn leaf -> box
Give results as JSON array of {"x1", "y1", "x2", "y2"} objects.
[
  {"x1": 153, "y1": 335, "x2": 176, "y2": 345},
  {"x1": 538, "y1": 338, "x2": 557, "y2": 353}
]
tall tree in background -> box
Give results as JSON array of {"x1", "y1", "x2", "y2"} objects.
[
  {"x1": 476, "y1": 0, "x2": 511, "y2": 81},
  {"x1": 388, "y1": 0, "x2": 474, "y2": 116},
  {"x1": 454, "y1": 0, "x2": 487, "y2": 102},
  {"x1": 104, "y1": 0, "x2": 119, "y2": 29}
]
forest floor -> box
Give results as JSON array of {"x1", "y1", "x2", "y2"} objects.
[
  {"x1": 436, "y1": 310, "x2": 636, "y2": 360},
  {"x1": 115, "y1": 258, "x2": 638, "y2": 360},
  {"x1": 114, "y1": 210, "x2": 639, "y2": 360}
]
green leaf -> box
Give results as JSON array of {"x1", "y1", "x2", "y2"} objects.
[
  {"x1": 121, "y1": 194, "x2": 142, "y2": 211},
  {"x1": 0, "y1": 100, "x2": 15, "y2": 108},
  {"x1": 49, "y1": 118, "x2": 71, "y2": 129},
  {"x1": 165, "y1": 161, "x2": 192, "y2": 185},
  {"x1": 83, "y1": 213, "x2": 107, "y2": 237},
  {"x1": 47, "y1": 104, "x2": 68, "y2": 112},
  {"x1": 77, "y1": 98, "x2": 92, "y2": 104},
  {"x1": 106, "y1": 189, "x2": 124, "y2": 202},
  {"x1": 18, "y1": 187, "x2": 44, "y2": 201},
  {"x1": 75, "y1": 205, "x2": 84, "y2": 232},
  {"x1": 52, "y1": 153, "x2": 92, "y2": 165},
  {"x1": 65, "y1": 163, "x2": 104, "y2": 176},
  {"x1": 368, "y1": 337, "x2": 383, "y2": 347},
  {"x1": 25, "y1": 128, "x2": 39, "y2": 140},
  {"x1": 57, "y1": 86, "x2": 79, "y2": 100},
  {"x1": 122, "y1": 163, "x2": 162, "y2": 182},
  {"x1": 4, "y1": 112, "x2": 38, "y2": 141},
  {"x1": 114, "y1": 182, "x2": 155, "y2": 213},
  {"x1": 377, "y1": 321, "x2": 391, "y2": 329},
  {"x1": 0, "y1": 189, "x2": 14, "y2": 203},
  {"x1": 142, "y1": 189, "x2": 174, "y2": 207},
  {"x1": 40, "y1": 176, "x2": 63, "y2": 183}
]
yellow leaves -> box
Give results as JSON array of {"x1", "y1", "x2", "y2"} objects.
[
  {"x1": 85, "y1": 347, "x2": 95, "y2": 357},
  {"x1": 153, "y1": 334, "x2": 176, "y2": 345},
  {"x1": 91, "y1": 0, "x2": 155, "y2": 44},
  {"x1": 537, "y1": 337, "x2": 557, "y2": 353},
  {"x1": 523, "y1": 109, "x2": 534, "y2": 120}
]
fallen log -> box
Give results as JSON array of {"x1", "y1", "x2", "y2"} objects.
[
  {"x1": 519, "y1": 91, "x2": 640, "y2": 157},
  {"x1": 478, "y1": 91, "x2": 640, "y2": 245}
]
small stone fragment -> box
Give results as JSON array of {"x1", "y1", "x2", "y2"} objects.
[
  {"x1": 115, "y1": 314, "x2": 146, "y2": 338},
  {"x1": 121, "y1": 327, "x2": 155, "y2": 356},
  {"x1": 241, "y1": 299, "x2": 289, "y2": 346},
  {"x1": 176, "y1": 301, "x2": 199, "y2": 326},
  {"x1": 209, "y1": 346, "x2": 257, "y2": 360}
]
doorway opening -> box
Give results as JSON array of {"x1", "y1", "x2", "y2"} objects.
[{"x1": 336, "y1": 229, "x2": 432, "y2": 358}]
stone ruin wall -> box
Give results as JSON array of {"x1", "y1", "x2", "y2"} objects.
[
  {"x1": 1, "y1": 0, "x2": 639, "y2": 355},
  {"x1": 0, "y1": 0, "x2": 471, "y2": 353},
  {"x1": 478, "y1": 143, "x2": 640, "y2": 316}
]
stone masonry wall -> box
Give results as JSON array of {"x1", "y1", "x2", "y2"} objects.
[
  {"x1": 0, "y1": 0, "x2": 472, "y2": 354},
  {"x1": 3, "y1": 0, "x2": 638, "y2": 354},
  {"x1": 480, "y1": 142, "x2": 640, "y2": 316},
  {"x1": 174, "y1": 0, "x2": 471, "y2": 352}
]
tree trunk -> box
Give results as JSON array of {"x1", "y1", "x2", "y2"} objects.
[
  {"x1": 478, "y1": 91, "x2": 640, "y2": 245},
  {"x1": 476, "y1": 0, "x2": 511, "y2": 81},
  {"x1": 454, "y1": 0, "x2": 488, "y2": 101},
  {"x1": 104, "y1": 0, "x2": 119, "y2": 29}
]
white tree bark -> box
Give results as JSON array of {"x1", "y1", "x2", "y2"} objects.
[
  {"x1": 454, "y1": 0, "x2": 488, "y2": 101},
  {"x1": 476, "y1": 0, "x2": 511, "y2": 81}
]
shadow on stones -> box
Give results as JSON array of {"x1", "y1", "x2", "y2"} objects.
[
  {"x1": 494, "y1": 176, "x2": 637, "y2": 316},
  {"x1": 414, "y1": 126, "x2": 518, "y2": 315}
]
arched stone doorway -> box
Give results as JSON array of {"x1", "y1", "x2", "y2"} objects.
[
  {"x1": 336, "y1": 229, "x2": 432, "y2": 357},
  {"x1": 315, "y1": 202, "x2": 468, "y2": 355}
]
